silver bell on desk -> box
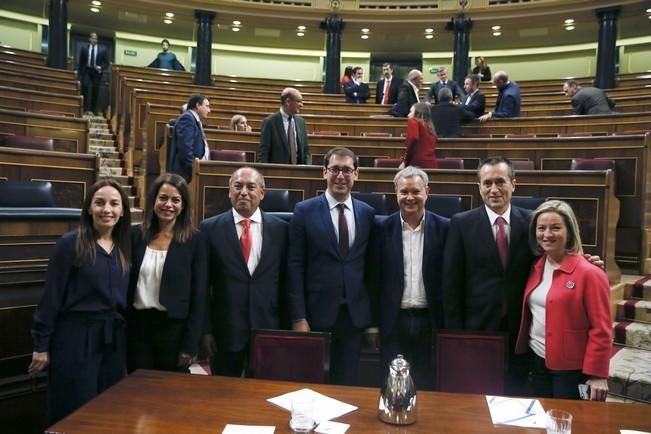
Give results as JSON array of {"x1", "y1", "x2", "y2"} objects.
[{"x1": 378, "y1": 354, "x2": 417, "y2": 425}]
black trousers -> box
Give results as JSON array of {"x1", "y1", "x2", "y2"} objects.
[
  {"x1": 47, "y1": 314, "x2": 126, "y2": 425},
  {"x1": 126, "y1": 308, "x2": 185, "y2": 373},
  {"x1": 528, "y1": 352, "x2": 587, "y2": 399},
  {"x1": 381, "y1": 308, "x2": 433, "y2": 390},
  {"x1": 81, "y1": 69, "x2": 102, "y2": 113}
]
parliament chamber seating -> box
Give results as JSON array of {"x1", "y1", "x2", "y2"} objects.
[
  {"x1": 1, "y1": 135, "x2": 54, "y2": 151},
  {"x1": 209, "y1": 149, "x2": 248, "y2": 162},
  {"x1": 260, "y1": 189, "x2": 293, "y2": 213},
  {"x1": 433, "y1": 330, "x2": 507, "y2": 395},
  {"x1": 374, "y1": 158, "x2": 402, "y2": 168},
  {"x1": 436, "y1": 158, "x2": 464, "y2": 169},
  {"x1": 570, "y1": 158, "x2": 617, "y2": 171},
  {"x1": 426, "y1": 195, "x2": 463, "y2": 218},
  {"x1": 511, "y1": 196, "x2": 546, "y2": 210},
  {"x1": 511, "y1": 160, "x2": 535, "y2": 170},
  {"x1": 313, "y1": 131, "x2": 344, "y2": 136},
  {"x1": 249, "y1": 329, "x2": 331, "y2": 384},
  {"x1": 352, "y1": 192, "x2": 389, "y2": 215}
]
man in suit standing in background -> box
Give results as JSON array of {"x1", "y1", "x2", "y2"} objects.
[
  {"x1": 425, "y1": 66, "x2": 465, "y2": 104},
  {"x1": 288, "y1": 147, "x2": 375, "y2": 385},
  {"x1": 479, "y1": 71, "x2": 521, "y2": 121},
  {"x1": 168, "y1": 93, "x2": 211, "y2": 183},
  {"x1": 374, "y1": 166, "x2": 449, "y2": 390},
  {"x1": 77, "y1": 32, "x2": 108, "y2": 115},
  {"x1": 463, "y1": 74, "x2": 486, "y2": 118},
  {"x1": 258, "y1": 87, "x2": 310, "y2": 164},
  {"x1": 375, "y1": 63, "x2": 402, "y2": 105},
  {"x1": 201, "y1": 167, "x2": 289, "y2": 377},
  {"x1": 563, "y1": 79, "x2": 615, "y2": 115},
  {"x1": 388, "y1": 69, "x2": 423, "y2": 117},
  {"x1": 431, "y1": 88, "x2": 476, "y2": 138},
  {"x1": 343, "y1": 66, "x2": 371, "y2": 104}
]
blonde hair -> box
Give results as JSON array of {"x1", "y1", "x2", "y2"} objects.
[{"x1": 529, "y1": 200, "x2": 583, "y2": 256}]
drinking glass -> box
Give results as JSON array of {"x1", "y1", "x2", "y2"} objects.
[{"x1": 546, "y1": 409, "x2": 572, "y2": 434}]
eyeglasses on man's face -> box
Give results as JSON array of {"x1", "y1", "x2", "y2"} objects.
[{"x1": 326, "y1": 166, "x2": 355, "y2": 176}]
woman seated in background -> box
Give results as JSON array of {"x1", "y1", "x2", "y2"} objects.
[
  {"x1": 400, "y1": 102, "x2": 437, "y2": 169},
  {"x1": 29, "y1": 179, "x2": 131, "y2": 424},
  {"x1": 340, "y1": 65, "x2": 353, "y2": 87},
  {"x1": 472, "y1": 56, "x2": 492, "y2": 82},
  {"x1": 515, "y1": 200, "x2": 611, "y2": 400},
  {"x1": 230, "y1": 114, "x2": 252, "y2": 132},
  {"x1": 127, "y1": 173, "x2": 204, "y2": 373}
]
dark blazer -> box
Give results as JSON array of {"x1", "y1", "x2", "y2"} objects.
[
  {"x1": 287, "y1": 194, "x2": 375, "y2": 330},
  {"x1": 442, "y1": 205, "x2": 534, "y2": 350},
  {"x1": 375, "y1": 77, "x2": 402, "y2": 104},
  {"x1": 128, "y1": 227, "x2": 205, "y2": 355},
  {"x1": 376, "y1": 211, "x2": 449, "y2": 338},
  {"x1": 201, "y1": 210, "x2": 289, "y2": 353},
  {"x1": 463, "y1": 90, "x2": 486, "y2": 118},
  {"x1": 388, "y1": 82, "x2": 419, "y2": 117},
  {"x1": 77, "y1": 44, "x2": 108, "y2": 76},
  {"x1": 425, "y1": 80, "x2": 465, "y2": 104},
  {"x1": 571, "y1": 87, "x2": 615, "y2": 115},
  {"x1": 258, "y1": 111, "x2": 309, "y2": 164},
  {"x1": 431, "y1": 102, "x2": 475, "y2": 138},
  {"x1": 493, "y1": 81, "x2": 521, "y2": 118},
  {"x1": 169, "y1": 111, "x2": 205, "y2": 183},
  {"x1": 343, "y1": 81, "x2": 371, "y2": 104}
]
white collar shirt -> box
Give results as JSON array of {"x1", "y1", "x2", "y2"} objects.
[
  {"x1": 485, "y1": 204, "x2": 512, "y2": 242},
  {"x1": 325, "y1": 190, "x2": 355, "y2": 248},
  {"x1": 232, "y1": 207, "x2": 263, "y2": 275},
  {"x1": 408, "y1": 80, "x2": 420, "y2": 103},
  {"x1": 190, "y1": 110, "x2": 210, "y2": 161},
  {"x1": 400, "y1": 214, "x2": 428, "y2": 309}
]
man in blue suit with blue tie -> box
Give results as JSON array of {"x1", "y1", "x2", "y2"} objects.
[
  {"x1": 169, "y1": 94, "x2": 211, "y2": 183},
  {"x1": 374, "y1": 166, "x2": 449, "y2": 390},
  {"x1": 288, "y1": 147, "x2": 375, "y2": 385}
]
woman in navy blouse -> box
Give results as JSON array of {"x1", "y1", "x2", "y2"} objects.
[
  {"x1": 28, "y1": 179, "x2": 131, "y2": 424},
  {"x1": 126, "y1": 173, "x2": 204, "y2": 373}
]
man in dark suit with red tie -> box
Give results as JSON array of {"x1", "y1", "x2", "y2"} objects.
[
  {"x1": 200, "y1": 167, "x2": 289, "y2": 377},
  {"x1": 288, "y1": 147, "x2": 375, "y2": 385},
  {"x1": 375, "y1": 63, "x2": 402, "y2": 105},
  {"x1": 168, "y1": 94, "x2": 211, "y2": 183},
  {"x1": 77, "y1": 32, "x2": 108, "y2": 115},
  {"x1": 258, "y1": 87, "x2": 310, "y2": 164}
]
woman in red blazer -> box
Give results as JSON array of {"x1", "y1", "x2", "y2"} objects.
[
  {"x1": 401, "y1": 102, "x2": 438, "y2": 169},
  {"x1": 515, "y1": 200, "x2": 611, "y2": 400}
]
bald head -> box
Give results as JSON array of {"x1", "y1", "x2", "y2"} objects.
[
  {"x1": 407, "y1": 69, "x2": 424, "y2": 88},
  {"x1": 493, "y1": 70, "x2": 509, "y2": 89},
  {"x1": 281, "y1": 87, "x2": 304, "y2": 115}
]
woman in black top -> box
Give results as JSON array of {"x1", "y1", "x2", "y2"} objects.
[
  {"x1": 126, "y1": 173, "x2": 204, "y2": 373},
  {"x1": 472, "y1": 57, "x2": 492, "y2": 82},
  {"x1": 29, "y1": 178, "x2": 131, "y2": 424}
]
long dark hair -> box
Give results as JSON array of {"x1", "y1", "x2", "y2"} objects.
[
  {"x1": 412, "y1": 102, "x2": 436, "y2": 136},
  {"x1": 141, "y1": 173, "x2": 195, "y2": 243},
  {"x1": 75, "y1": 178, "x2": 131, "y2": 272}
]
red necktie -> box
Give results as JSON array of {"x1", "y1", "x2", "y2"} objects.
[
  {"x1": 338, "y1": 203, "x2": 349, "y2": 256},
  {"x1": 495, "y1": 216, "x2": 508, "y2": 268},
  {"x1": 382, "y1": 79, "x2": 390, "y2": 105},
  {"x1": 240, "y1": 219, "x2": 252, "y2": 264},
  {"x1": 288, "y1": 116, "x2": 297, "y2": 164}
]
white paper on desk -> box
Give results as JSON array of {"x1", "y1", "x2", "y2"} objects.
[
  {"x1": 621, "y1": 431, "x2": 651, "y2": 434},
  {"x1": 485, "y1": 395, "x2": 547, "y2": 428},
  {"x1": 315, "y1": 420, "x2": 350, "y2": 434},
  {"x1": 267, "y1": 388, "x2": 357, "y2": 424},
  {"x1": 222, "y1": 424, "x2": 275, "y2": 434}
]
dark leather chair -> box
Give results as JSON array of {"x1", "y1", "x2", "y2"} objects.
[
  {"x1": 210, "y1": 149, "x2": 247, "y2": 162},
  {"x1": 436, "y1": 158, "x2": 464, "y2": 169},
  {"x1": 511, "y1": 196, "x2": 546, "y2": 210},
  {"x1": 362, "y1": 132, "x2": 392, "y2": 137},
  {"x1": 374, "y1": 158, "x2": 402, "y2": 168},
  {"x1": 352, "y1": 192, "x2": 388, "y2": 215},
  {"x1": 433, "y1": 330, "x2": 507, "y2": 395},
  {"x1": 512, "y1": 160, "x2": 535, "y2": 170},
  {"x1": 1, "y1": 135, "x2": 54, "y2": 151},
  {"x1": 249, "y1": 329, "x2": 331, "y2": 384},
  {"x1": 260, "y1": 189, "x2": 292, "y2": 212},
  {"x1": 0, "y1": 180, "x2": 55, "y2": 207},
  {"x1": 570, "y1": 158, "x2": 616, "y2": 171},
  {"x1": 426, "y1": 195, "x2": 462, "y2": 218}
]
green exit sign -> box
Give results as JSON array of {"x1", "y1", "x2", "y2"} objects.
[{"x1": 124, "y1": 49, "x2": 137, "y2": 56}]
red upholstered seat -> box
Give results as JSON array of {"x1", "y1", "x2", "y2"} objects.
[
  {"x1": 210, "y1": 149, "x2": 247, "y2": 162},
  {"x1": 436, "y1": 158, "x2": 464, "y2": 169},
  {"x1": 433, "y1": 330, "x2": 506, "y2": 395},
  {"x1": 249, "y1": 329, "x2": 331, "y2": 384},
  {"x1": 1, "y1": 135, "x2": 54, "y2": 151},
  {"x1": 570, "y1": 158, "x2": 615, "y2": 171},
  {"x1": 512, "y1": 160, "x2": 535, "y2": 170},
  {"x1": 374, "y1": 158, "x2": 402, "y2": 168}
]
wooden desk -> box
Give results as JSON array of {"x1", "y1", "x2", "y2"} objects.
[{"x1": 49, "y1": 370, "x2": 651, "y2": 433}]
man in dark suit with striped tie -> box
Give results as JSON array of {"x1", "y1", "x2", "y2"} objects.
[{"x1": 77, "y1": 32, "x2": 108, "y2": 115}]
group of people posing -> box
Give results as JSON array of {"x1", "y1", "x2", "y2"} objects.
[{"x1": 29, "y1": 147, "x2": 612, "y2": 426}]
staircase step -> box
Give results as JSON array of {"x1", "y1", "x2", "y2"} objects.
[
  {"x1": 625, "y1": 276, "x2": 651, "y2": 301},
  {"x1": 131, "y1": 207, "x2": 143, "y2": 224},
  {"x1": 100, "y1": 158, "x2": 123, "y2": 168},
  {"x1": 609, "y1": 345, "x2": 651, "y2": 403},
  {"x1": 99, "y1": 166, "x2": 125, "y2": 177},
  {"x1": 613, "y1": 321, "x2": 651, "y2": 350},
  {"x1": 616, "y1": 299, "x2": 651, "y2": 322},
  {"x1": 89, "y1": 139, "x2": 116, "y2": 147}
]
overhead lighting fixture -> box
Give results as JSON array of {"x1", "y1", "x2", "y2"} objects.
[
  {"x1": 491, "y1": 25, "x2": 501, "y2": 31},
  {"x1": 233, "y1": 20, "x2": 241, "y2": 25},
  {"x1": 425, "y1": 34, "x2": 434, "y2": 39},
  {"x1": 232, "y1": 27, "x2": 240, "y2": 32},
  {"x1": 91, "y1": 0, "x2": 102, "y2": 5},
  {"x1": 163, "y1": 19, "x2": 173, "y2": 24},
  {"x1": 565, "y1": 25, "x2": 575, "y2": 30},
  {"x1": 297, "y1": 25, "x2": 306, "y2": 31},
  {"x1": 425, "y1": 28, "x2": 434, "y2": 33},
  {"x1": 297, "y1": 32, "x2": 305, "y2": 37},
  {"x1": 493, "y1": 31, "x2": 502, "y2": 36},
  {"x1": 361, "y1": 28, "x2": 370, "y2": 33},
  {"x1": 165, "y1": 12, "x2": 175, "y2": 18},
  {"x1": 90, "y1": 7, "x2": 100, "y2": 13},
  {"x1": 564, "y1": 18, "x2": 574, "y2": 24},
  {"x1": 646, "y1": 8, "x2": 651, "y2": 13},
  {"x1": 361, "y1": 34, "x2": 369, "y2": 39}
]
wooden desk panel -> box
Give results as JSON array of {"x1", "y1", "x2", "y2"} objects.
[{"x1": 49, "y1": 370, "x2": 651, "y2": 434}]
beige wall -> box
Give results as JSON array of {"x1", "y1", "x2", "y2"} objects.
[
  {"x1": 621, "y1": 43, "x2": 651, "y2": 73},
  {"x1": 215, "y1": 49, "x2": 323, "y2": 81},
  {"x1": 114, "y1": 36, "x2": 190, "y2": 69},
  {"x1": 484, "y1": 50, "x2": 596, "y2": 81},
  {"x1": 0, "y1": 15, "x2": 42, "y2": 51}
]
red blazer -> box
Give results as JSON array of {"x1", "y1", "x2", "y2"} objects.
[
  {"x1": 515, "y1": 254, "x2": 611, "y2": 378},
  {"x1": 403, "y1": 118, "x2": 437, "y2": 168}
]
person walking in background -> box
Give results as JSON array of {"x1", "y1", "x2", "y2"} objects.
[
  {"x1": 78, "y1": 32, "x2": 108, "y2": 115},
  {"x1": 29, "y1": 179, "x2": 131, "y2": 424},
  {"x1": 515, "y1": 200, "x2": 611, "y2": 401},
  {"x1": 400, "y1": 102, "x2": 437, "y2": 169},
  {"x1": 126, "y1": 174, "x2": 203, "y2": 374}
]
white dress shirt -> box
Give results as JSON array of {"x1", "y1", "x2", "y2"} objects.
[
  {"x1": 233, "y1": 207, "x2": 263, "y2": 275},
  {"x1": 528, "y1": 257, "x2": 559, "y2": 358},
  {"x1": 408, "y1": 80, "x2": 420, "y2": 103},
  {"x1": 133, "y1": 246, "x2": 168, "y2": 311},
  {"x1": 190, "y1": 110, "x2": 210, "y2": 161},
  {"x1": 400, "y1": 214, "x2": 428, "y2": 309},
  {"x1": 325, "y1": 191, "x2": 355, "y2": 248},
  {"x1": 485, "y1": 204, "x2": 512, "y2": 242}
]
